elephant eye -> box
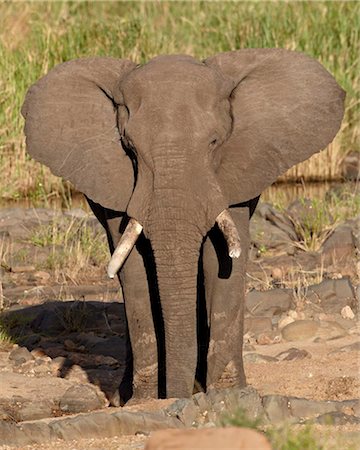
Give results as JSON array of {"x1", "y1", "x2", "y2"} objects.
[{"x1": 209, "y1": 137, "x2": 218, "y2": 149}]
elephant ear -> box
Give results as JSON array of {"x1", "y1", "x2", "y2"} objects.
[
  {"x1": 205, "y1": 49, "x2": 345, "y2": 205},
  {"x1": 21, "y1": 57, "x2": 137, "y2": 211}
]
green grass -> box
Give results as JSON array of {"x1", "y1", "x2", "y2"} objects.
[{"x1": 0, "y1": 1, "x2": 359, "y2": 201}]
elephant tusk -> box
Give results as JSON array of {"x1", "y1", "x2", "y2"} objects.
[
  {"x1": 107, "y1": 218, "x2": 143, "y2": 278},
  {"x1": 216, "y1": 209, "x2": 242, "y2": 259}
]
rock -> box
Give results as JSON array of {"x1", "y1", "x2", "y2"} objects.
[
  {"x1": 288, "y1": 397, "x2": 339, "y2": 420},
  {"x1": 276, "y1": 348, "x2": 311, "y2": 361},
  {"x1": 33, "y1": 271, "x2": 51, "y2": 281},
  {"x1": 329, "y1": 341, "x2": 360, "y2": 354},
  {"x1": 321, "y1": 225, "x2": 355, "y2": 263},
  {"x1": 282, "y1": 319, "x2": 348, "y2": 342},
  {"x1": 250, "y1": 214, "x2": 295, "y2": 254},
  {"x1": 316, "y1": 321, "x2": 347, "y2": 340},
  {"x1": 203, "y1": 387, "x2": 263, "y2": 422},
  {"x1": 314, "y1": 411, "x2": 360, "y2": 425},
  {"x1": 278, "y1": 316, "x2": 295, "y2": 330},
  {"x1": 164, "y1": 398, "x2": 200, "y2": 427},
  {"x1": 341, "y1": 305, "x2": 355, "y2": 320},
  {"x1": 59, "y1": 384, "x2": 107, "y2": 413},
  {"x1": 16, "y1": 399, "x2": 54, "y2": 421},
  {"x1": 257, "y1": 203, "x2": 297, "y2": 240},
  {"x1": 256, "y1": 331, "x2": 281, "y2": 345},
  {"x1": 9, "y1": 346, "x2": 35, "y2": 365},
  {"x1": 262, "y1": 395, "x2": 292, "y2": 423},
  {"x1": 144, "y1": 427, "x2": 272, "y2": 450},
  {"x1": 305, "y1": 279, "x2": 357, "y2": 314},
  {"x1": 63, "y1": 364, "x2": 89, "y2": 384},
  {"x1": 281, "y1": 320, "x2": 320, "y2": 341},
  {"x1": 246, "y1": 288, "x2": 294, "y2": 316},
  {"x1": 244, "y1": 317, "x2": 272, "y2": 335},
  {"x1": 243, "y1": 353, "x2": 278, "y2": 363}
]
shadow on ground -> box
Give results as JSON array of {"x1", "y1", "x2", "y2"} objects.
[{"x1": 1, "y1": 300, "x2": 132, "y2": 404}]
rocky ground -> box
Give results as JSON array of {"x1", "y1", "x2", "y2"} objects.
[{"x1": 0, "y1": 195, "x2": 359, "y2": 449}]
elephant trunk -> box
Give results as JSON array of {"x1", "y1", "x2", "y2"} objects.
[{"x1": 147, "y1": 204, "x2": 203, "y2": 398}]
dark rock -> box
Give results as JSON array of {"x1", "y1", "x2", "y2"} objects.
[
  {"x1": 89, "y1": 335, "x2": 126, "y2": 361},
  {"x1": 9, "y1": 346, "x2": 35, "y2": 365},
  {"x1": 256, "y1": 203, "x2": 297, "y2": 241},
  {"x1": 321, "y1": 225, "x2": 356, "y2": 263},
  {"x1": 304, "y1": 278, "x2": 357, "y2": 314},
  {"x1": 19, "y1": 334, "x2": 41, "y2": 348},
  {"x1": 250, "y1": 215, "x2": 295, "y2": 254},
  {"x1": 276, "y1": 348, "x2": 311, "y2": 361},
  {"x1": 59, "y1": 384, "x2": 106, "y2": 413},
  {"x1": 246, "y1": 288, "x2": 294, "y2": 316}
]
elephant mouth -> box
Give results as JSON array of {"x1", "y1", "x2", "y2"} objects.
[{"x1": 107, "y1": 208, "x2": 241, "y2": 278}]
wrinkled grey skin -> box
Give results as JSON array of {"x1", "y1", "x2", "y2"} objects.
[{"x1": 22, "y1": 49, "x2": 345, "y2": 400}]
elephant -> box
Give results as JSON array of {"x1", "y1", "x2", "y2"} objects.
[{"x1": 21, "y1": 49, "x2": 345, "y2": 402}]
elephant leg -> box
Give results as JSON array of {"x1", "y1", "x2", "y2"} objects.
[
  {"x1": 119, "y1": 233, "x2": 160, "y2": 400},
  {"x1": 86, "y1": 198, "x2": 159, "y2": 401},
  {"x1": 202, "y1": 206, "x2": 250, "y2": 390}
]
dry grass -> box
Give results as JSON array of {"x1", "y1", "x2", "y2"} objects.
[
  {"x1": 28, "y1": 216, "x2": 108, "y2": 283},
  {"x1": 0, "y1": 1, "x2": 359, "y2": 202}
]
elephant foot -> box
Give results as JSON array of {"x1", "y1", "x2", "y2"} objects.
[
  {"x1": 207, "y1": 360, "x2": 246, "y2": 391},
  {"x1": 132, "y1": 363, "x2": 158, "y2": 400}
]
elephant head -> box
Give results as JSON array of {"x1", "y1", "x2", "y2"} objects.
[{"x1": 22, "y1": 50, "x2": 345, "y2": 397}]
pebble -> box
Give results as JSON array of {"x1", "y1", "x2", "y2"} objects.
[
  {"x1": 278, "y1": 316, "x2": 295, "y2": 330},
  {"x1": 34, "y1": 271, "x2": 51, "y2": 281},
  {"x1": 341, "y1": 305, "x2": 355, "y2": 320},
  {"x1": 271, "y1": 267, "x2": 283, "y2": 280}
]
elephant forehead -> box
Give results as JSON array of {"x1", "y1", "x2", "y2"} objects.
[{"x1": 122, "y1": 57, "x2": 222, "y2": 95}]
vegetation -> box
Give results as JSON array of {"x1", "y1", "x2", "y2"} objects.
[
  {"x1": 28, "y1": 216, "x2": 108, "y2": 281},
  {"x1": 0, "y1": 1, "x2": 359, "y2": 202},
  {"x1": 222, "y1": 408, "x2": 357, "y2": 450}
]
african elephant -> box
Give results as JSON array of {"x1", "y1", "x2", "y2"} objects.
[{"x1": 21, "y1": 49, "x2": 345, "y2": 401}]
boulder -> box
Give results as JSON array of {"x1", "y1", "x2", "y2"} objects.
[
  {"x1": 144, "y1": 427, "x2": 271, "y2": 450},
  {"x1": 59, "y1": 384, "x2": 107, "y2": 413},
  {"x1": 246, "y1": 288, "x2": 293, "y2": 316},
  {"x1": 321, "y1": 225, "x2": 356, "y2": 263},
  {"x1": 282, "y1": 320, "x2": 347, "y2": 341},
  {"x1": 304, "y1": 279, "x2": 357, "y2": 314}
]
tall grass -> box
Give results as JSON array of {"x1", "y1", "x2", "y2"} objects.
[{"x1": 0, "y1": 1, "x2": 359, "y2": 201}]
